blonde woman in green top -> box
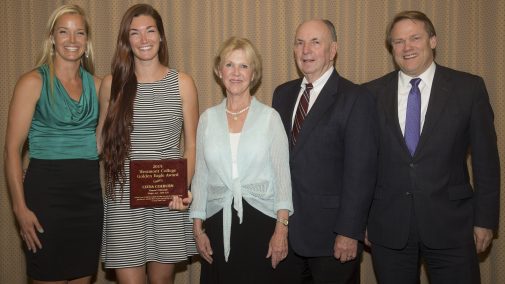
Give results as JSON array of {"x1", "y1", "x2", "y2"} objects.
[{"x1": 4, "y1": 4, "x2": 102, "y2": 283}]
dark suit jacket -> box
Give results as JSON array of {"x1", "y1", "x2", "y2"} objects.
[
  {"x1": 365, "y1": 64, "x2": 500, "y2": 249},
  {"x1": 272, "y1": 70, "x2": 378, "y2": 257}
]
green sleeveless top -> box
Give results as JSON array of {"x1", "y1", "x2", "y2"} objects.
[{"x1": 28, "y1": 64, "x2": 99, "y2": 160}]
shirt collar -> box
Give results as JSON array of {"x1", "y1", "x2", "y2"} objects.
[
  {"x1": 301, "y1": 66, "x2": 334, "y2": 89},
  {"x1": 398, "y1": 61, "x2": 436, "y2": 89}
]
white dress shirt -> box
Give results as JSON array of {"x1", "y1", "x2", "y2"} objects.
[
  {"x1": 291, "y1": 67, "x2": 334, "y2": 126},
  {"x1": 397, "y1": 62, "x2": 436, "y2": 135}
]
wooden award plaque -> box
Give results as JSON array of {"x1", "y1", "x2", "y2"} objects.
[{"x1": 129, "y1": 159, "x2": 187, "y2": 208}]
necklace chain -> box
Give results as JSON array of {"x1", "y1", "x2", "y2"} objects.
[{"x1": 226, "y1": 105, "x2": 250, "y2": 120}]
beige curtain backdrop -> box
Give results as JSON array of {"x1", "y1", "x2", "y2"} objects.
[{"x1": 1, "y1": 0, "x2": 503, "y2": 283}]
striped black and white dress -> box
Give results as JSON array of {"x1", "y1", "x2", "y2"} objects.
[{"x1": 102, "y1": 69, "x2": 197, "y2": 268}]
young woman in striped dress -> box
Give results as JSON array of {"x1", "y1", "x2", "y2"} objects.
[{"x1": 97, "y1": 4, "x2": 199, "y2": 284}]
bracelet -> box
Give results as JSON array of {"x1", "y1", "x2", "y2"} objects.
[{"x1": 194, "y1": 229, "x2": 206, "y2": 239}]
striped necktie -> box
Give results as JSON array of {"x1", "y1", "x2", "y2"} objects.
[{"x1": 292, "y1": 83, "x2": 313, "y2": 146}]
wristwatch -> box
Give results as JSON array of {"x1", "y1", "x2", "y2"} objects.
[{"x1": 277, "y1": 218, "x2": 289, "y2": 226}]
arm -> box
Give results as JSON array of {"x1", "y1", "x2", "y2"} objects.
[
  {"x1": 179, "y1": 71, "x2": 199, "y2": 185},
  {"x1": 267, "y1": 209, "x2": 289, "y2": 268},
  {"x1": 193, "y1": 218, "x2": 213, "y2": 264},
  {"x1": 334, "y1": 88, "x2": 378, "y2": 261},
  {"x1": 4, "y1": 70, "x2": 43, "y2": 252},
  {"x1": 96, "y1": 75, "x2": 112, "y2": 155},
  {"x1": 170, "y1": 72, "x2": 199, "y2": 210},
  {"x1": 270, "y1": 111, "x2": 293, "y2": 215},
  {"x1": 189, "y1": 112, "x2": 209, "y2": 220},
  {"x1": 266, "y1": 111, "x2": 293, "y2": 268},
  {"x1": 189, "y1": 113, "x2": 213, "y2": 262},
  {"x1": 469, "y1": 77, "x2": 500, "y2": 253}
]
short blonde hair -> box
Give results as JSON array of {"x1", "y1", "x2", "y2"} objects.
[{"x1": 213, "y1": 37, "x2": 262, "y2": 90}]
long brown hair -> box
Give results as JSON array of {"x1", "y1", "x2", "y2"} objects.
[{"x1": 101, "y1": 4, "x2": 169, "y2": 198}]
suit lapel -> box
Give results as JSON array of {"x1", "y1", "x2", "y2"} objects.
[
  {"x1": 292, "y1": 70, "x2": 339, "y2": 156},
  {"x1": 383, "y1": 72, "x2": 415, "y2": 160},
  {"x1": 378, "y1": 71, "x2": 412, "y2": 160},
  {"x1": 415, "y1": 65, "x2": 452, "y2": 157},
  {"x1": 277, "y1": 81, "x2": 303, "y2": 149}
]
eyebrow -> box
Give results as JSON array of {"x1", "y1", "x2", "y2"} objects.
[
  {"x1": 296, "y1": 37, "x2": 320, "y2": 41},
  {"x1": 129, "y1": 25, "x2": 156, "y2": 31},
  {"x1": 55, "y1": 26, "x2": 86, "y2": 31},
  {"x1": 393, "y1": 33, "x2": 423, "y2": 41}
]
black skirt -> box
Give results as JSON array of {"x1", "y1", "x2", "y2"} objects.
[
  {"x1": 23, "y1": 159, "x2": 103, "y2": 281},
  {"x1": 200, "y1": 200, "x2": 280, "y2": 284}
]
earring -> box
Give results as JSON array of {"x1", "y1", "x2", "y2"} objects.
[
  {"x1": 85, "y1": 51, "x2": 89, "y2": 58},
  {"x1": 160, "y1": 38, "x2": 163, "y2": 42},
  {"x1": 50, "y1": 37, "x2": 55, "y2": 55}
]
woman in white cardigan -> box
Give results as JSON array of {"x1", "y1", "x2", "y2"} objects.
[{"x1": 190, "y1": 37, "x2": 293, "y2": 284}]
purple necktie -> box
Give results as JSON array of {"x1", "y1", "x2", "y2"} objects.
[
  {"x1": 404, "y1": 78, "x2": 422, "y2": 156},
  {"x1": 292, "y1": 83, "x2": 313, "y2": 146}
]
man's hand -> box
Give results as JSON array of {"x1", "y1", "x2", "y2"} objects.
[
  {"x1": 474, "y1": 226, "x2": 493, "y2": 253},
  {"x1": 333, "y1": 235, "x2": 357, "y2": 263}
]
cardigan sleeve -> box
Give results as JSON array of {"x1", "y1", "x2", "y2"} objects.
[
  {"x1": 189, "y1": 111, "x2": 209, "y2": 220},
  {"x1": 269, "y1": 110, "x2": 294, "y2": 215}
]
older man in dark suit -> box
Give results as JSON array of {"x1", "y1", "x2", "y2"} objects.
[
  {"x1": 365, "y1": 10, "x2": 500, "y2": 284},
  {"x1": 272, "y1": 19, "x2": 378, "y2": 284}
]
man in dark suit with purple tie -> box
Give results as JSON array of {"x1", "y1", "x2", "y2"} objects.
[
  {"x1": 272, "y1": 19, "x2": 378, "y2": 283},
  {"x1": 364, "y1": 10, "x2": 500, "y2": 284}
]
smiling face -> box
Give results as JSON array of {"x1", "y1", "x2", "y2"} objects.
[
  {"x1": 128, "y1": 15, "x2": 161, "y2": 63},
  {"x1": 52, "y1": 13, "x2": 87, "y2": 63},
  {"x1": 294, "y1": 20, "x2": 337, "y2": 83},
  {"x1": 219, "y1": 49, "x2": 254, "y2": 97},
  {"x1": 390, "y1": 19, "x2": 437, "y2": 77}
]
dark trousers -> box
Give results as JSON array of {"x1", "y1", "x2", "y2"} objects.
[
  {"x1": 371, "y1": 204, "x2": 480, "y2": 284},
  {"x1": 274, "y1": 243, "x2": 361, "y2": 284}
]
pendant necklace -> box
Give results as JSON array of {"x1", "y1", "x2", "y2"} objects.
[{"x1": 226, "y1": 105, "x2": 250, "y2": 120}]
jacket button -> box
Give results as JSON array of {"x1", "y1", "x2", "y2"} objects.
[
  {"x1": 405, "y1": 191, "x2": 412, "y2": 196},
  {"x1": 409, "y1": 163, "x2": 415, "y2": 168}
]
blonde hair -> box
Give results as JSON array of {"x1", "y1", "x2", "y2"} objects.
[
  {"x1": 214, "y1": 37, "x2": 262, "y2": 91},
  {"x1": 36, "y1": 4, "x2": 95, "y2": 95}
]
